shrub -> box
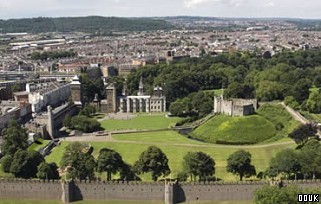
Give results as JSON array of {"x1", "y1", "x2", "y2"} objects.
[{"x1": 70, "y1": 115, "x2": 101, "y2": 133}]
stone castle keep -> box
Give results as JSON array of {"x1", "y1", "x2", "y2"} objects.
[
  {"x1": 213, "y1": 94, "x2": 258, "y2": 117},
  {"x1": 1, "y1": 179, "x2": 321, "y2": 203}
]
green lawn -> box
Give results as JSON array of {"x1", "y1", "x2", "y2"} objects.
[
  {"x1": 190, "y1": 115, "x2": 276, "y2": 144},
  {"x1": 27, "y1": 139, "x2": 50, "y2": 152},
  {"x1": 112, "y1": 131, "x2": 203, "y2": 144},
  {"x1": 46, "y1": 140, "x2": 295, "y2": 181},
  {"x1": 100, "y1": 115, "x2": 182, "y2": 131}
]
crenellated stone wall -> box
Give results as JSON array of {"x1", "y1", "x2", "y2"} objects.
[{"x1": 1, "y1": 179, "x2": 321, "y2": 203}]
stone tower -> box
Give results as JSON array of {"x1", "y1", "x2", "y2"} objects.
[
  {"x1": 122, "y1": 80, "x2": 127, "y2": 96},
  {"x1": 213, "y1": 95, "x2": 222, "y2": 114},
  {"x1": 138, "y1": 76, "x2": 144, "y2": 96},
  {"x1": 47, "y1": 105, "x2": 54, "y2": 139},
  {"x1": 70, "y1": 75, "x2": 82, "y2": 106},
  {"x1": 106, "y1": 84, "x2": 117, "y2": 113}
]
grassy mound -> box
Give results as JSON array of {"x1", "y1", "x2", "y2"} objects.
[
  {"x1": 190, "y1": 104, "x2": 300, "y2": 144},
  {"x1": 256, "y1": 104, "x2": 300, "y2": 142},
  {"x1": 190, "y1": 115, "x2": 276, "y2": 144}
]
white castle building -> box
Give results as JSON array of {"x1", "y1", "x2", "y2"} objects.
[{"x1": 101, "y1": 77, "x2": 166, "y2": 113}]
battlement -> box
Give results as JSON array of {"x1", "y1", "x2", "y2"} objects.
[
  {"x1": 0, "y1": 178, "x2": 61, "y2": 183},
  {"x1": 1, "y1": 179, "x2": 321, "y2": 203}
]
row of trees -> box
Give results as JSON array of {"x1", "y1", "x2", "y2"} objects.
[
  {"x1": 1, "y1": 121, "x2": 59, "y2": 180},
  {"x1": 60, "y1": 142, "x2": 256, "y2": 182},
  {"x1": 60, "y1": 143, "x2": 169, "y2": 181},
  {"x1": 265, "y1": 139, "x2": 321, "y2": 180}
]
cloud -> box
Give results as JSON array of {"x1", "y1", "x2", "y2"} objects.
[
  {"x1": 263, "y1": 1, "x2": 275, "y2": 7},
  {"x1": 184, "y1": 0, "x2": 246, "y2": 8}
]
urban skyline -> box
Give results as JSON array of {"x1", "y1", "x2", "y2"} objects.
[{"x1": 0, "y1": 0, "x2": 321, "y2": 19}]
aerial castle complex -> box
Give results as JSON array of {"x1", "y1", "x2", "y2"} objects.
[{"x1": 213, "y1": 92, "x2": 258, "y2": 117}]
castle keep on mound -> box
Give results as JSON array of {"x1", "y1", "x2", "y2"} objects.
[{"x1": 214, "y1": 94, "x2": 258, "y2": 116}]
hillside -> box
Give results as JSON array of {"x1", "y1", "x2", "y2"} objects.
[
  {"x1": 0, "y1": 16, "x2": 173, "y2": 33},
  {"x1": 190, "y1": 104, "x2": 300, "y2": 144}
]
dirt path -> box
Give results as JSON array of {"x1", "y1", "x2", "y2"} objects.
[{"x1": 281, "y1": 102, "x2": 309, "y2": 124}]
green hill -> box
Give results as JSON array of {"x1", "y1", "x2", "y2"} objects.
[
  {"x1": 0, "y1": 16, "x2": 173, "y2": 33},
  {"x1": 190, "y1": 104, "x2": 300, "y2": 144},
  {"x1": 190, "y1": 115, "x2": 276, "y2": 144}
]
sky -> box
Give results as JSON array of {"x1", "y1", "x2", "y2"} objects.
[{"x1": 0, "y1": 0, "x2": 320, "y2": 19}]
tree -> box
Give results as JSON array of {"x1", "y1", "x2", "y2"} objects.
[
  {"x1": 1, "y1": 155, "x2": 13, "y2": 173},
  {"x1": 183, "y1": 152, "x2": 215, "y2": 181},
  {"x1": 255, "y1": 185, "x2": 301, "y2": 204},
  {"x1": 268, "y1": 149, "x2": 301, "y2": 179},
  {"x1": 69, "y1": 115, "x2": 101, "y2": 133},
  {"x1": 134, "y1": 146, "x2": 171, "y2": 181},
  {"x1": 288, "y1": 123, "x2": 317, "y2": 145},
  {"x1": 169, "y1": 102, "x2": 186, "y2": 116},
  {"x1": 293, "y1": 79, "x2": 311, "y2": 103},
  {"x1": 306, "y1": 90, "x2": 321, "y2": 113},
  {"x1": 119, "y1": 162, "x2": 140, "y2": 181},
  {"x1": 63, "y1": 115, "x2": 72, "y2": 128},
  {"x1": 97, "y1": 148, "x2": 124, "y2": 181},
  {"x1": 79, "y1": 104, "x2": 98, "y2": 117},
  {"x1": 1, "y1": 120, "x2": 28, "y2": 156},
  {"x1": 284, "y1": 96, "x2": 300, "y2": 110},
  {"x1": 10, "y1": 150, "x2": 44, "y2": 179},
  {"x1": 298, "y1": 139, "x2": 321, "y2": 179},
  {"x1": 226, "y1": 150, "x2": 256, "y2": 181},
  {"x1": 60, "y1": 142, "x2": 96, "y2": 180},
  {"x1": 37, "y1": 162, "x2": 60, "y2": 180}
]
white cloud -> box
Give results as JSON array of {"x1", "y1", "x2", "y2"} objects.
[
  {"x1": 184, "y1": 0, "x2": 246, "y2": 8},
  {"x1": 264, "y1": 1, "x2": 275, "y2": 7}
]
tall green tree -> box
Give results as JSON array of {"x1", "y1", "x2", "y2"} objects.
[
  {"x1": 306, "y1": 90, "x2": 321, "y2": 113},
  {"x1": 183, "y1": 151, "x2": 215, "y2": 181},
  {"x1": 60, "y1": 142, "x2": 96, "y2": 180},
  {"x1": 255, "y1": 185, "x2": 302, "y2": 204},
  {"x1": 226, "y1": 150, "x2": 256, "y2": 181},
  {"x1": 1, "y1": 120, "x2": 28, "y2": 156},
  {"x1": 10, "y1": 150, "x2": 44, "y2": 179},
  {"x1": 97, "y1": 148, "x2": 124, "y2": 181},
  {"x1": 37, "y1": 162, "x2": 60, "y2": 180},
  {"x1": 298, "y1": 139, "x2": 321, "y2": 179},
  {"x1": 134, "y1": 146, "x2": 171, "y2": 181},
  {"x1": 288, "y1": 123, "x2": 317, "y2": 145},
  {"x1": 268, "y1": 149, "x2": 301, "y2": 179}
]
